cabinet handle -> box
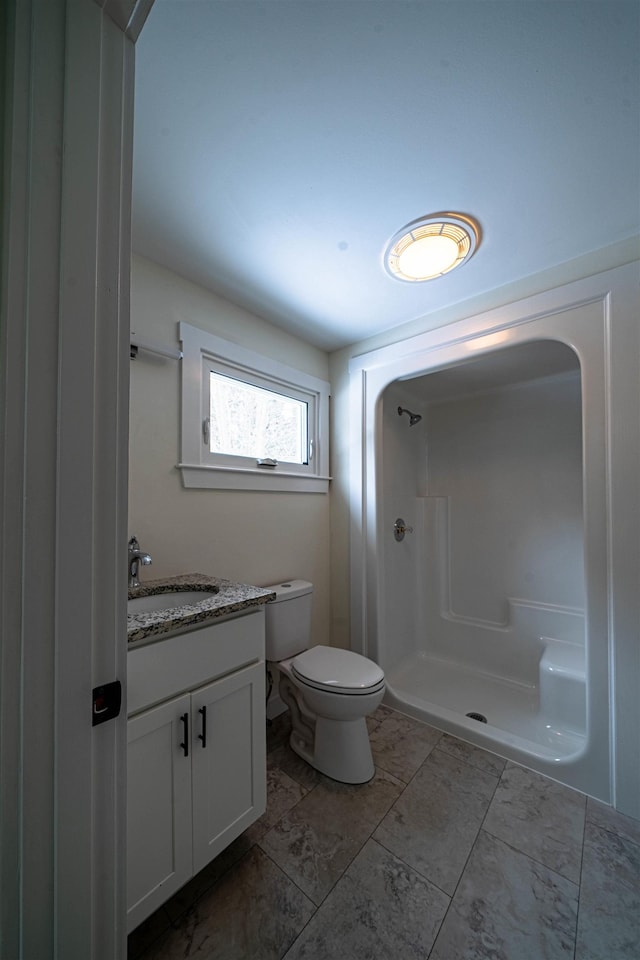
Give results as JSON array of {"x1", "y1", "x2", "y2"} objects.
[
  {"x1": 179, "y1": 712, "x2": 189, "y2": 757},
  {"x1": 198, "y1": 706, "x2": 207, "y2": 748}
]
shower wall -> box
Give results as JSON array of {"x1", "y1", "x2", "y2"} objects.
[
  {"x1": 380, "y1": 383, "x2": 429, "y2": 670},
  {"x1": 425, "y1": 372, "x2": 584, "y2": 622},
  {"x1": 382, "y1": 365, "x2": 585, "y2": 699}
]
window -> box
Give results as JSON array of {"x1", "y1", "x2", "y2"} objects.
[
  {"x1": 208, "y1": 372, "x2": 308, "y2": 464},
  {"x1": 179, "y1": 322, "x2": 330, "y2": 492}
]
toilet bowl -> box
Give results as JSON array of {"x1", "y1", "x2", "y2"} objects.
[{"x1": 265, "y1": 580, "x2": 385, "y2": 784}]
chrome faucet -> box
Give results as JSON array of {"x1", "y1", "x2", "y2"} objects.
[{"x1": 128, "y1": 535, "x2": 152, "y2": 588}]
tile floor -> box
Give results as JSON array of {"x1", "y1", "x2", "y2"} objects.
[{"x1": 128, "y1": 705, "x2": 640, "y2": 960}]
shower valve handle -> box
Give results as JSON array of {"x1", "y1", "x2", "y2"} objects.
[{"x1": 394, "y1": 518, "x2": 413, "y2": 541}]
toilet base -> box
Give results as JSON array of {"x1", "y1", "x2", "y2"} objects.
[
  {"x1": 276, "y1": 668, "x2": 382, "y2": 784},
  {"x1": 290, "y1": 715, "x2": 375, "y2": 784}
]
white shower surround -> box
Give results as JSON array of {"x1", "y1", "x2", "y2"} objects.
[{"x1": 349, "y1": 262, "x2": 640, "y2": 816}]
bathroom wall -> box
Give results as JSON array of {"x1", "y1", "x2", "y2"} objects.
[{"x1": 129, "y1": 254, "x2": 331, "y2": 647}]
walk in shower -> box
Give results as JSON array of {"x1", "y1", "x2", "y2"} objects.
[
  {"x1": 347, "y1": 274, "x2": 640, "y2": 804},
  {"x1": 381, "y1": 341, "x2": 586, "y2": 760}
]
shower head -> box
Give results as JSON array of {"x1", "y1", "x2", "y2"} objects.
[{"x1": 397, "y1": 406, "x2": 422, "y2": 426}]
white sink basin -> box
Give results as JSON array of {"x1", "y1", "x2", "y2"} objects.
[{"x1": 128, "y1": 590, "x2": 219, "y2": 615}]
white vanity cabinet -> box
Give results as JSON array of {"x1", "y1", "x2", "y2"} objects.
[
  {"x1": 126, "y1": 608, "x2": 267, "y2": 933},
  {"x1": 127, "y1": 693, "x2": 193, "y2": 926}
]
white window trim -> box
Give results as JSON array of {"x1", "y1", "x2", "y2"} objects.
[{"x1": 178, "y1": 322, "x2": 331, "y2": 493}]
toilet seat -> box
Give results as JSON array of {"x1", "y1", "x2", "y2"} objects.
[{"x1": 291, "y1": 645, "x2": 385, "y2": 695}]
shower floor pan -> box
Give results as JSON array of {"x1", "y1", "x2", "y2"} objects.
[{"x1": 385, "y1": 652, "x2": 586, "y2": 762}]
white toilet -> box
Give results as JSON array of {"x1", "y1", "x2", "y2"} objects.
[{"x1": 265, "y1": 580, "x2": 385, "y2": 784}]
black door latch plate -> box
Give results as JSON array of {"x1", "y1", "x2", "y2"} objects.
[{"x1": 92, "y1": 680, "x2": 122, "y2": 726}]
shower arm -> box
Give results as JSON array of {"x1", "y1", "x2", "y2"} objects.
[{"x1": 397, "y1": 406, "x2": 422, "y2": 426}]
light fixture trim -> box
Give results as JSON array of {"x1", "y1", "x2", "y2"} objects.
[{"x1": 385, "y1": 213, "x2": 480, "y2": 282}]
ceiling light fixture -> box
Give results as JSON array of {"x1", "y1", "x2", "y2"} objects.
[{"x1": 385, "y1": 213, "x2": 480, "y2": 282}]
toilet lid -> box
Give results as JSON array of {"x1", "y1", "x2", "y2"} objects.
[{"x1": 291, "y1": 645, "x2": 384, "y2": 692}]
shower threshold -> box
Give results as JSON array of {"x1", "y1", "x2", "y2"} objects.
[{"x1": 385, "y1": 653, "x2": 586, "y2": 762}]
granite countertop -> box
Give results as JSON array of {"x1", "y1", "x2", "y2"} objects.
[{"x1": 127, "y1": 573, "x2": 276, "y2": 645}]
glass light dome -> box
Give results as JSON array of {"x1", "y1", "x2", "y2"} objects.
[{"x1": 386, "y1": 213, "x2": 480, "y2": 282}]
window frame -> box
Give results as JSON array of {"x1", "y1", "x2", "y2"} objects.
[
  {"x1": 179, "y1": 322, "x2": 331, "y2": 493},
  {"x1": 206, "y1": 365, "x2": 310, "y2": 469}
]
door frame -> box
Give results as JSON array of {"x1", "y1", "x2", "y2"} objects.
[{"x1": 0, "y1": 1, "x2": 153, "y2": 956}]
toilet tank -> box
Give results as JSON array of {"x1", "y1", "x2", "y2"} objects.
[{"x1": 264, "y1": 580, "x2": 313, "y2": 661}]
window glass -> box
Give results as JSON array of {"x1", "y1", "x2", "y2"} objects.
[{"x1": 208, "y1": 372, "x2": 308, "y2": 464}]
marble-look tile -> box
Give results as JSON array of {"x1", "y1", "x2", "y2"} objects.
[
  {"x1": 483, "y1": 762, "x2": 585, "y2": 883},
  {"x1": 435, "y1": 732, "x2": 507, "y2": 778},
  {"x1": 283, "y1": 839, "x2": 449, "y2": 960},
  {"x1": 308, "y1": 765, "x2": 406, "y2": 821},
  {"x1": 259, "y1": 768, "x2": 404, "y2": 905},
  {"x1": 374, "y1": 748, "x2": 499, "y2": 895},
  {"x1": 366, "y1": 703, "x2": 395, "y2": 734},
  {"x1": 163, "y1": 832, "x2": 254, "y2": 924},
  {"x1": 575, "y1": 821, "x2": 640, "y2": 960},
  {"x1": 368, "y1": 712, "x2": 442, "y2": 782},
  {"x1": 136, "y1": 846, "x2": 315, "y2": 960},
  {"x1": 243, "y1": 766, "x2": 308, "y2": 844},
  {"x1": 267, "y1": 741, "x2": 325, "y2": 791},
  {"x1": 430, "y1": 830, "x2": 579, "y2": 960},
  {"x1": 371, "y1": 703, "x2": 395, "y2": 722},
  {"x1": 586, "y1": 797, "x2": 640, "y2": 847}
]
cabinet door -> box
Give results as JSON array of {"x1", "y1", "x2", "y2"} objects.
[
  {"x1": 191, "y1": 662, "x2": 266, "y2": 874},
  {"x1": 126, "y1": 693, "x2": 192, "y2": 933}
]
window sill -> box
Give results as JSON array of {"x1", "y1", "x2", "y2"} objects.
[{"x1": 178, "y1": 463, "x2": 331, "y2": 493}]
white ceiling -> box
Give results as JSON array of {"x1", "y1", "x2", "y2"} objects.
[{"x1": 132, "y1": 1, "x2": 639, "y2": 352}]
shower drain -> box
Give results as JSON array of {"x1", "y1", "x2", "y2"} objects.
[{"x1": 465, "y1": 712, "x2": 488, "y2": 723}]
